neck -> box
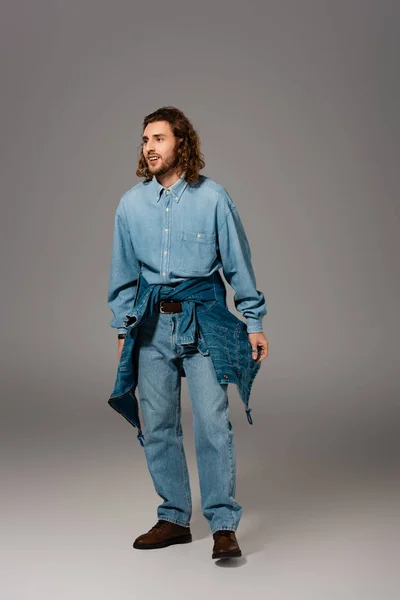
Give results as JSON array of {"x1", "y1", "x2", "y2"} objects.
[{"x1": 155, "y1": 170, "x2": 181, "y2": 189}]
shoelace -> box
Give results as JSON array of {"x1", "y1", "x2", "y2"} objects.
[
  {"x1": 149, "y1": 520, "x2": 170, "y2": 533},
  {"x1": 214, "y1": 530, "x2": 234, "y2": 539}
]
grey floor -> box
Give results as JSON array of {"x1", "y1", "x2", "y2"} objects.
[{"x1": 2, "y1": 379, "x2": 398, "y2": 600}]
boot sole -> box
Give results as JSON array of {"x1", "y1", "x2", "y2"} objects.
[
  {"x1": 212, "y1": 549, "x2": 242, "y2": 559},
  {"x1": 133, "y1": 533, "x2": 192, "y2": 550}
]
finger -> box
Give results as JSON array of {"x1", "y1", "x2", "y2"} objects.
[{"x1": 256, "y1": 347, "x2": 268, "y2": 361}]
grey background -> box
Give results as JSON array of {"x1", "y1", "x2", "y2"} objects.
[{"x1": 1, "y1": 1, "x2": 399, "y2": 598}]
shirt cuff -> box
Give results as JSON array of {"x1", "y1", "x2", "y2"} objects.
[
  {"x1": 117, "y1": 327, "x2": 128, "y2": 335},
  {"x1": 246, "y1": 317, "x2": 264, "y2": 333}
]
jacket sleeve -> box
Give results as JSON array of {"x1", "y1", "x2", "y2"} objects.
[
  {"x1": 108, "y1": 206, "x2": 141, "y2": 334},
  {"x1": 217, "y1": 190, "x2": 267, "y2": 333}
]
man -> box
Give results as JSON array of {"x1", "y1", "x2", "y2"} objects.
[{"x1": 108, "y1": 106, "x2": 268, "y2": 560}]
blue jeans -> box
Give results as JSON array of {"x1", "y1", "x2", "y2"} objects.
[{"x1": 132, "y1": 308, "x2": 243, "y2": 534}]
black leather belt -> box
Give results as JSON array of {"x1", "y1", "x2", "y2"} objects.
[{"x1": 157, "y1": 300, "x2": 183, "y2": 313}]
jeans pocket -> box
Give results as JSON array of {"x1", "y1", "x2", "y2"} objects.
[{"x1": 197, "y1": 336, "x2": 211, "y2": 356}]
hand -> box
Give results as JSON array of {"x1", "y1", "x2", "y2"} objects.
[
  {"x1": 248, "y1": 331, "x2": 269, "y2": 362},
  {"x1": 117, "y1": 338, "x2": 125, "y2": 361}
]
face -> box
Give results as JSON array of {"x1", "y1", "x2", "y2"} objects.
[{"x1": 142, "y1": 120, "x2": 181, "y2": 177}]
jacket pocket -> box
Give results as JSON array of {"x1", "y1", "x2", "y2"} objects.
[{"x1": 178, "y1": 230, "x2": 216, "y2": 274}]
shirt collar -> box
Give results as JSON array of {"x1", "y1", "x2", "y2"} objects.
[{"x1": 152, "y1": 172, "x2": 188, "y2": 203}]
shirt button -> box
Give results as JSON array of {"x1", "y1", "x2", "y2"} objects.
[
  {"x1": 223, "y1": 374, "x2": 229, "y2": 379},
  {"x1": 197, "y1": 233, "x2": 201, "y2": 237},
  {"x1": 164, "y1": 250, "x2": 167, "y2": 254},
  {"x1": 162, "y1": 272, "x2": 166, "y2": 276},
  {"x1": 166, "y1": 208, "x2": 169, "y2": 211},
  {"x1": 164, "y1": 228, "x2": 168, "y2": 232}
]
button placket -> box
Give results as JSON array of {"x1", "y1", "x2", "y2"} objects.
[{"x1": 162, "y1": 191, "x2": 171, "y2": 280}]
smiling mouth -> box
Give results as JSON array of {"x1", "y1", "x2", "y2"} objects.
[{"x1": 148, "y1": 156, "x2": 160, "y2": 162}]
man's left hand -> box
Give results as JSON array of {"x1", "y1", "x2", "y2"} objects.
[{"x1": 248, "y1": 331, "x2": 269, "y2": 362}]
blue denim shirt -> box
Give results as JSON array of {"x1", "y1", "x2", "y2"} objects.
[
  {"x1": 108, "y1": 173, "x2": 267, "y2": 335},
  {"x1": 108, "y1": 270, "x2": 263, "y2": 447}
]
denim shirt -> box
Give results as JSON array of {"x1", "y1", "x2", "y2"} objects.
[
  {"x1": 108, "y1": 270, "x2": 263, "y2": 447},
  {"x1": 108, "y1": 173, "x2": 267, "y2": 336}
]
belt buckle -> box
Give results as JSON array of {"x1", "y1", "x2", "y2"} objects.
[{"x1": 159, "y1": 300, "x2": 172, "y2": 313}]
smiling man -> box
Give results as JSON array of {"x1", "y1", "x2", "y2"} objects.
[{"x1": 108, "y1": 106, "x2": 268, "y2": 560}]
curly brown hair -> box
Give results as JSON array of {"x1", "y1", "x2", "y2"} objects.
[{"x1": 136, "y1": 106, "x2": 205, "y2": 185}]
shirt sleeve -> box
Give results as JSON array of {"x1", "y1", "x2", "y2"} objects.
[
  {"x1": 108, "y1": 205, "x2": 141, "y2": 334},
  {"x1": 217, "y1": 189, "x2": 267, "y2": 333}
]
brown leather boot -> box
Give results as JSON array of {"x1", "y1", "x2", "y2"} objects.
[
  {"x1": 133, "y1": 520, "x2": 192, "y2": 550},
  {"x1": 212, "y1": 530, "x2": 242, "y2": 559}
]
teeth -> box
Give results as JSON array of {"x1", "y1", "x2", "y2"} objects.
[{"x1": 149, "y1": 157, "x2": 159, "y2": 161}]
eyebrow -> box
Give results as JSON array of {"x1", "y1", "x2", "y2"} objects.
[{"x1": 142, "y1": 133, "x2": 166, "y2": 141}]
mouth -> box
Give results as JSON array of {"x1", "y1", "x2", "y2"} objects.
[{"x1": 148, "y1": 156, "x2": 160, "y2": 163}]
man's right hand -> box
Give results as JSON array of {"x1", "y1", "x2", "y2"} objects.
[{"x1": 117, "y1": 338, "x2": 125, "y2": 361}]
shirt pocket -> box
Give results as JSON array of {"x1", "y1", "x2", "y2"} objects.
[{"x1": 178, "y1": 230, "x2": 217, "y2": 275}]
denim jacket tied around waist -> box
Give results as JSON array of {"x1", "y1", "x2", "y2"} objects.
[{"x1": 108, "y1": 270, "x2": 262, "y2": 447}]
